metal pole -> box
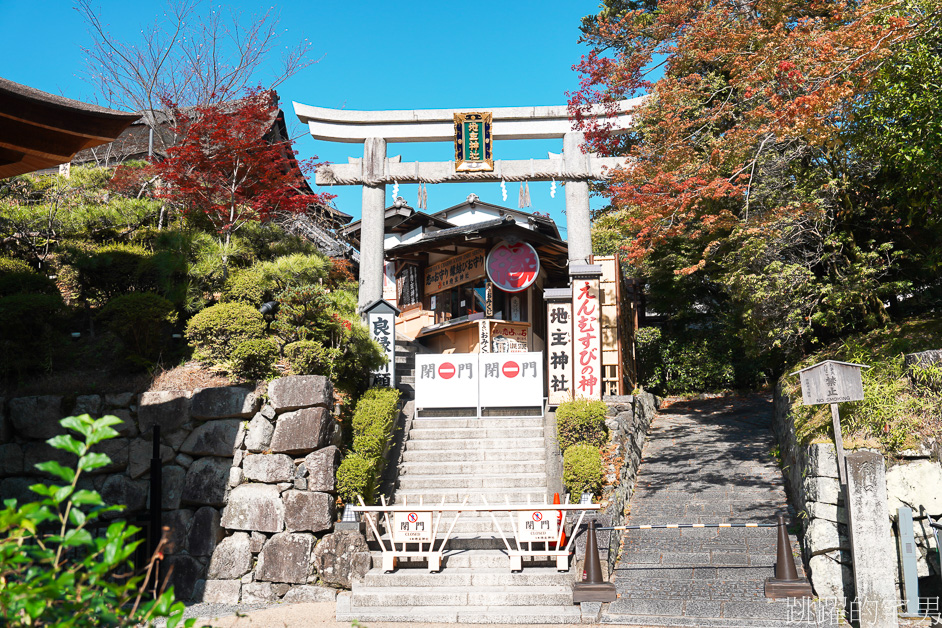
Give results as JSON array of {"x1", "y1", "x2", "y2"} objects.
[{"x1": 149, "y1": 425, "x2": 162, "y2": 579}]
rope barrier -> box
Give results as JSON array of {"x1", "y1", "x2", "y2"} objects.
[{"x1": 598, "y1": 522, "x2": 778, "y2": 530}]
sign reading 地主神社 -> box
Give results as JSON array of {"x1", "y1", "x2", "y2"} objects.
[
  {"x1": 486, "y1": 241, "x2": 540, "y2": 293},
  {"x1": 364, "y1": 300, "x2": 398, "y2": 388},
  {"x1": 573, "y1": 278, "x2": 601, "y2": 400},
  {"x1": 454, "y1": 112, "x2": 493, "y2": 172},
  {"x1": 546, "y1": 299, "x2": 573, "y2": 406}
]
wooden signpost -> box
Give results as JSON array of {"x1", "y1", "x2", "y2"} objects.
[{"x1": 791, "y1": 360, "x2": 869, "y2": 484}]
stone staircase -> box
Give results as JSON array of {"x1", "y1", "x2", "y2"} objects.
[{"x1": 338, "y1": 387, "x2": 581, "y2": 623}]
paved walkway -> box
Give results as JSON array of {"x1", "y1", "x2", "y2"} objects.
[{"x1": 601, "y1": 395, "x2": 836, "y2": 627}]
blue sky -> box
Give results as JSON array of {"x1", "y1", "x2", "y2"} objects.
[{"x1": 0, "y1": 1, "x2": 606, "y2": 231}]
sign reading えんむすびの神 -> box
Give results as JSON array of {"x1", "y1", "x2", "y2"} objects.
[
  {"x1": 793, "y1": 360, "x2": 867, "y2": 405},
  {"x1": 424, "y1": 249, "x2": 486, "y2": 295},
  {"x1": 573, "y1": 279, "x2": 601, "y2": 400},
  {"x1": 517, "y1": 510, "x2": 558, "y2": 543},
  {"x1": 392, "y1": 511, "x2": 433, "y2": 543},
  {"x1": 454, "y1": 112, "x2": 493, "y2": 172}
]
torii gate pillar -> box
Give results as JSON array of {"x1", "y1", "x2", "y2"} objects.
[
  {"x1": 564, "y1": 131, "x2": 592, "y2": 266},
  {"x1": 358, "y1": 137, "x2": 387, "y2": 313}
]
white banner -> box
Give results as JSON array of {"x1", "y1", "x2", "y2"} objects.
[
  {"x1": 415, "y1": 354, "x2": 478, "y2": 409},
  {"x1": 479, "y1": 352, "x2": 543, "y2": 409}
]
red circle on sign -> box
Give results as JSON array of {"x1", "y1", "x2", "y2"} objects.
[
  {"x1": 408, "y1": 513, "x2": 418, "y2": 523},
  {"x1": 486, "y1": 241, "x2": 540, "y2": 293},
  {"x1": 439, "y1": 363, "x2": 455, "y2": 379},
  {"x1": 532, "y1": 512, "x2": 543, "y2": 522},
  {"x1": 502, "y1": 361, "x2": 520, "y2": 378}
]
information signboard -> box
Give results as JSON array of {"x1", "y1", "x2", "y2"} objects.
[
  {"x1": 424, "y1": 249, "x2": 486, "y2": 295},
  {"x1": 517, "y1": 510, "x2": 558, "y2": 543},
  {"x1": 479, "y1": 352, "x2": 543, "y2": 409},
  {"x1": 415, "y1": 354, "x2": 478, "y2": 409},
  {"x1": 392, "y1": 511, "x2": 433, "y2": 543}
]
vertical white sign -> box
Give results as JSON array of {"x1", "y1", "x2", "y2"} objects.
[
  {"x1": 479, "y1": 352, "x2": 543, "y2": 408},
  {"x1": 368, "y1": 311, "x2": 396, "y2": 388},
  {"x1": 546, "y1": 301, "x2": 573, "y2": 406},
  {"x1": 479, "y1": 320, "x2": 491, "y2": 353},
  {"x1": 573, "y1": 278, "x2": 602, "y2": 400}
]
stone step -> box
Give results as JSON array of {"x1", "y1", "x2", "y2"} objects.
[
  {"x1": 349, "y1": 585, "x2": 573, "y2": 607},
  {"x1": 408, "y1": 426, "x2": 544, "y2": 440},
  {"x1": 405, "y1": 437, "x2": 545, "y2": 451},
  {"x1": 400, "y1": 375, "x2": 415, "y2": 384},
  {"x1": 394, "y1": 488, "x2": 548, "y2": 504},
  {"x1": 613, "y1": 567, "x2": 777, "y2": 582},
  {"x1": 337, "y1": 593, "x2": 583, "y2": 624},
  {"x1": 396, "y1": 473, "x2": 547, "y2": 490},
  {"x1": 401, "y1": 461, "x2": 546, "y2": 476},
  {"x1": 603, "y1": 597, "x2": 808, "y2": 624},
  {"x1": 401, "y1": 448, "x2": 546, "y2": 463},
  {"x1": 598, "y1": 614, "x2": 820, "y2": 627},
  {"x1": 362, "y1": 566, "x2": 573, "y2": 588},
  {"x1": 371, "y1": 547, "x2": 560, "y2": 568},
  {"x1": 411, "y1": 417, "x2": 544, "y2": 430}
]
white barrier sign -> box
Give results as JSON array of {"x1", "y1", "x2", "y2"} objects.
[
  {"x1": 517, "y1": 510, "x2": 557, "y2": 543},
  {"x1": 392, "y1": 511, "x2": 433, "y2": 543},
  {"x1": 479, "y1": 352, "x2": 543, "y2": 409},
  {"x1": 415, "y1": 354, "x2": 478, "y2": 409}
]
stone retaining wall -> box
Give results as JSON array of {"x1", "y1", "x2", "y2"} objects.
[
  {"x1": 773, "y1": 382, "x2": 942, "y2": 602},
  {"x1": 0, "y1": 375, "x2": 359, "y2": 603}
]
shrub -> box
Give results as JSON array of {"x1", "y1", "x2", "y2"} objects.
[
  {"x1": 67, "y1": 242, "x2": 150, "y2": 302},
  {"x1": 230, "y1": 339, "x2": 278, "y2": 381},
  {"x1": 0, "y1": 414, "x2": 192, "y2": 627},
  {"x1": 0, "y1": 257, "x2": 34, "y2": 274},
  {"x1": 556, "y1": 398, "x2": 608, "y2": 452},
  {"x1": 0, "y1": 271, "x2": 59, "y2": 297},
  {"x1": 0, "y1": 293, "x2": 67, "y2": 375},
  {"x1": 255, "y1": 253, "x2": 330, "y2": 292},
  {"x1": 221, "y1": 268, "x2": 268, "y2": 307},
  {"x1": 98, "y1": 292, "x2": 178, "y2": 366},
  {"x1": 185, "y1": 302, "x2": 265, "y2": 364},
  {"x1": 636, "y1": 325, "x2": 740, "y2": 395},
  {"x1": 336, "y1": 453, "x2": 375, "y2": 504},
  {"x1": 563, "y1": 444, "x2": 604, "y2": 497},
  {"x1": 285, "y1": 340, "x2": 336, "y2": 377}
]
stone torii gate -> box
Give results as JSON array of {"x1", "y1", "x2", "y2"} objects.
[{"x1": 293, "y1": 99, "x2": 642, "y2": 311}]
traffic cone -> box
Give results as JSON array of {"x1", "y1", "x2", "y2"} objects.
[
  {"x1": 572, "y1": 519, "x2": 616, "y2": 602},
  {"x1": 764, "y1": 512, "x2": 813, "y2": 599},
  {"x1": 553, "y1": 493, "x2": 566, "y2": 550}
]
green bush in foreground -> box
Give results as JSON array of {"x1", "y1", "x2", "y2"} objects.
[
  {"x1": 230, "y1": 338, "x2": 278, "y2": 381},
  {"x1": 336, "y1": 453, "x2": 375, "y2": 504},
  {"x1": 556, "y1": 398, "x2": 608, "y2": 452},
  {"x1": 285, "y1": 340, "x2": 336, "y2": 377},
  {"x1": 185, "y1": 301, "x2": 265, "y2": 364},
  {"x1": 0, "y1": 414, "x2": 192, "y2": 627},
  {"x1": 563, "y1": 444, "x2": 604, "y2": 497}
]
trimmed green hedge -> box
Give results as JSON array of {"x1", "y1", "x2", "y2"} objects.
[
  {"x1": 336, "y1": 387, "x2": 401, "y2": 504},
  {"x1": 230, "y1": 339, "x2": 278, "y2": 381},
  {"x1": 221, "y1": 268, "x2": 268, "y2": 307},
  {"x1": 285, "y1": 340, "x2": 336, "y2": 377},
  {"x1": 556, "y1": 398, "x2": 607, "y2": 452},
  {"x1": 185, "y1": 302, "x2": 265, "y2": 364},
  {"x1": 563, "y1": 444, "x2": 603, "y2": 497}
]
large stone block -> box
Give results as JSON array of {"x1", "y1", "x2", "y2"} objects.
[
  {"x1": 269, "y1": 407, "x2": 332, "y2": 455},
  {"x1": 88, "y1": 437, "x2": 129, "y2": 474},
  {"x1": 255, "y1": 532, "x2": 313, "y2": 584},
  {"x1": 181, "y1": 457, "x2": 231, "y2": 506},
  {"x1": 804, "y1": 476, "x2": 842, "y2": 505},
  {"x1": 242, "y1": 453, "x2": 295, "y2": 483},
  {"x1": 162, "y1": 509, "x2": 193, "y2": 554},
  {"x1": 282, "y1": 585, "x2": 337, "y2": 603},
  {"x1": 807, "y1": 443, "x2": 840, "y2": 479},
  {"x1": 161, "y1": 553, "x2": 204, "y2": 601},
  {"x1": 109, "y1": 409, "x2": 138, "y2": 438},
  {"x1": 241, "y1": 581, "x2": 274, "y2": 603},
  {"x1": 304, "y1": 446, "x2": 340, "y2": 493},
  {"x1": 267, "y1": 376, "x2": 332, "y2": 412},
  {"x1": 0, "y1": 477, "x2": 38, "y2": 503},
  {"x1": 221, "y1": 484, "x2": 284, "y2": 533},
  {"x1": 180, "y1": 420, "x2": 243, "y2": 457},
  {"x1": 72, "y1": 395, "x2": 102, "y2": 416},
  {"x1": 208, "y1": 532, "x2": 252, "y2": 579},
  {"x1": 283, "y1": 490, "x2": 335, "y2": 533},
  {"x1": 128, "y1": 438, "x2": 175, "y2": 479},
  {"x1": 808, "y1": 551, "x2": 853, "y2": 601},
  {"x1": 9, "y1": 396, "x2": 63, "y2": 439},
  {"x1": 201, "y1": 579, "x2": 241, "y2": 604},
  {"x1": 244, "y1": 413, "x2": 274, "y2": 453},
  {"x1": 190, "y1": 386, "x2": 260, "y2": 420},
  {"x1": 138, "y1": 391, "x2": 191, "y2": 434},
  {"x1": 22, "y1": 442, "x2": 77, "y2": 478},
  {"x1": 100, "y1": 475, "x2": 148, "y2": 517},
  {"x1": 885, "y1": 459, "x2": 942, "y2": 517},
  {"x1": 312, "y1": 530, "x2": 371, "y2": 588},
  {"x1": 105, "y1": 392, "x2": 136, "y2": 408},
  {"x1": 806, "y1": 518, "x2": 844, "y2": 555},
  {"x1": 0, "y1": 443, "x2": 24, "y2": 477},
  {"x1": 189, "y1": 506, "x2": 224, "y2": 557},
  {"x1": 160, "y1": 465, "x2": 186, "y2": 510}
]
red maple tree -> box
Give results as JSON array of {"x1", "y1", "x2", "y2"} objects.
[{"x1": 152, "y1": 89, "x2": 333, "y2": 244}]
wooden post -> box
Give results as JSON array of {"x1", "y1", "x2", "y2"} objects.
[{"x1": 830, "y1": 403, "x2": 847, "y2": 485}]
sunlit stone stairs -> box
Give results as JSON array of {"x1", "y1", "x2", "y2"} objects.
[{"x1": 337, "y1": 411, "x2": 582, "y2": 623}]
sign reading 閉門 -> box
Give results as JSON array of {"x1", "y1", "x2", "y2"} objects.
[
  {"x1": 425, "y1": 249, "x2": 486, "y2": 295},
  {"x1": 392, "y1": 511, "x2": 433, "y2": 543},
  {"x1": 517, "y1": 510, "x2": 558, "y2": 543},
  {"x1": 486, "y1": 241, "x2": 540, "y2": 293},
  {"x1": 416, "y1": 354, "x2": 478, "y2": 410},
  {"x1": 480, "y1": 352, "x2": 543, "y2": 409},
  {"x1": 454, "y1": 112, "x2": 493, "y2": 172},
  {"x1": 573, "y1": 278, "x2": 601, "y2": 400},
  {"x1": 365, "y1": 300, "x2": 399, "y2": 388},
  {"x1": 546, "y1": 299, "x2": 573, "y2": 406}
]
